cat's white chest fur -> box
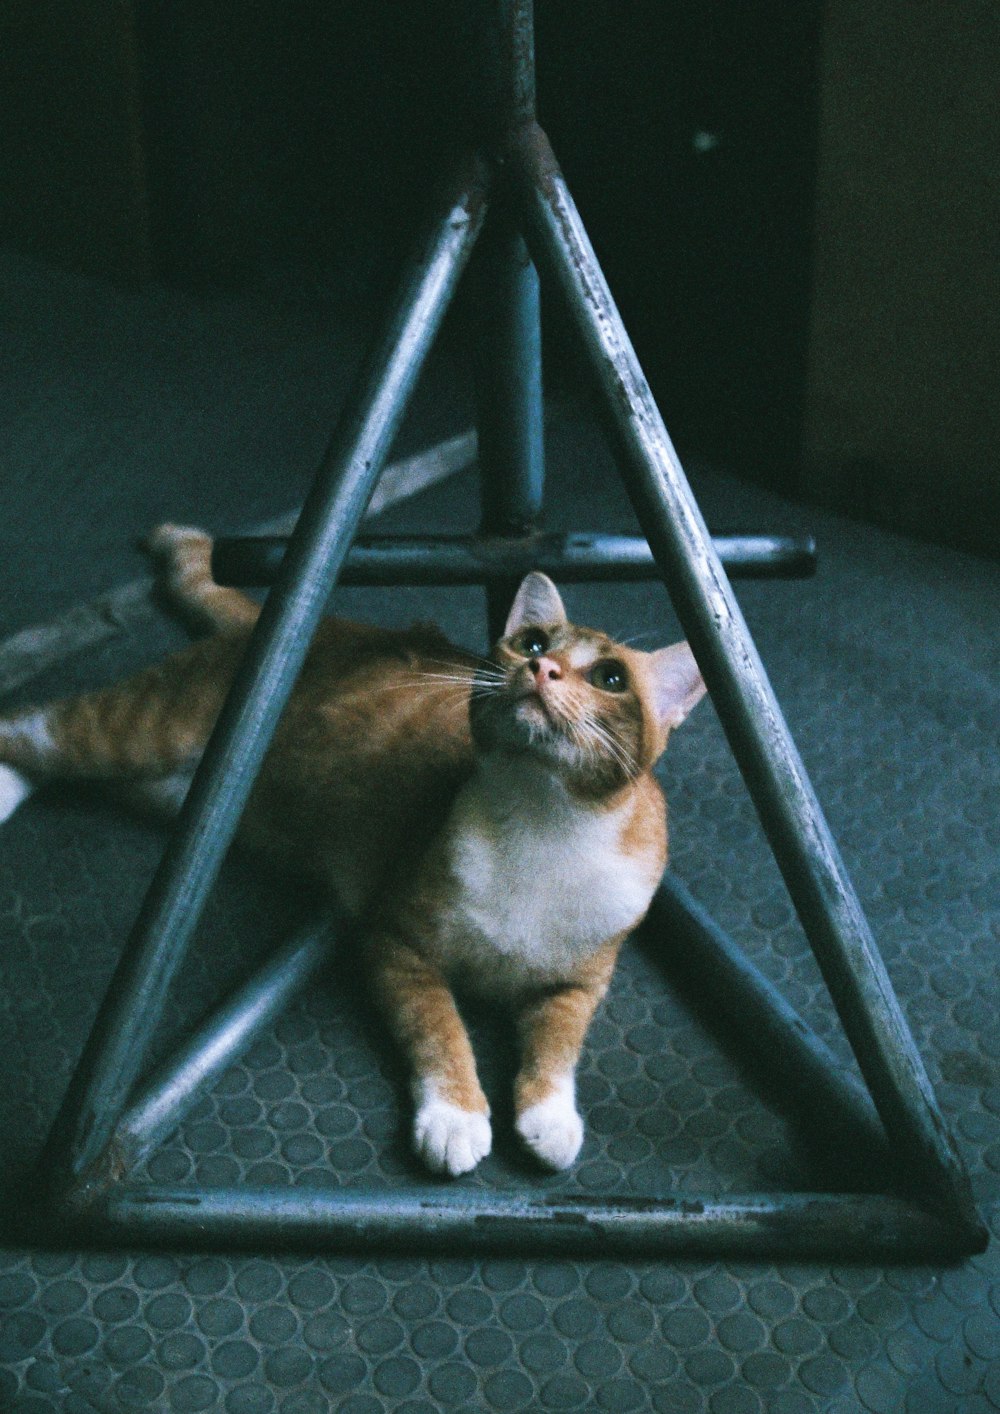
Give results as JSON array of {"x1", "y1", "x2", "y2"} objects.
[{"x1": 438, "y1": 756, "x2": 659, "y2": 986}]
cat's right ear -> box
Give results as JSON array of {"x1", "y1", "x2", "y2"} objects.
[
  {"x1": 648, "y1": 642, "x2": 708, "y2": 731},
  {"x1": 504, "y1": 573, "x2": 568, "y2": 638}
]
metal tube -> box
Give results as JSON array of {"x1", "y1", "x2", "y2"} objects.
[
  {"x1": 512, "y1": 123, "x2": 980, "y2": 1232},
  {"x1": 48, "y1": 1185, "x2": 980, "y2": 1261},
  {"x1": 44, "y1": 155, "x2": 491, "y2": 1195},
  {"x1": 647, "y1": 877, "x2": 890, "y2": 1179},
  {"x1": 476, "y1": 226, "x2": 546, "y2": 539},
  {"x1": 476, "y1": 216, "x2": 547, "y2": 642},
  {"x1": 83, "y1": 921, "x2": 336, "y2": 1198},
  {"x1": 212, "y1": 530, "x2": 817, "y2": 588},
  {"x1": 496, "y1": 0, "x2": 536, "y2": 132},
  {"x1": 475, "y1": 1, "x2": 543, "y2": 641}
]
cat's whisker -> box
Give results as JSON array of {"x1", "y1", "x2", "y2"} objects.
[
  {"x1": 579, "y1": 711, "x2": 638, "y2": 779},
  {"x1": 352, "y1": 676, "x2": 475, "y2": 707},
  {"x1": 417, "y1": 672, "x2": 505, "y2": 690},
  {"x1": 425, "y1": 653, "x2": 505, "y2": 678},
  {"x1": 598, "y1": 722, "x2": 639, "y2": 777}
]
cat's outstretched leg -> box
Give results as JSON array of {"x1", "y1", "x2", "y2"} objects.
[
  {"x1": 0, "y1": 630, "x2": 245, "y2": 819},
  {"x1": 513, "y1": 938, "x2": 622, "y2": 1170},
  {"x1": 368, "y1": 935, "x2": 491, "y2": 1177},
  {"x1": 0, "y1": 525, "x2": 251, "y2": 823},
  {"x1": 147, "y1": 524, "x2": 261, "y2": 635}
]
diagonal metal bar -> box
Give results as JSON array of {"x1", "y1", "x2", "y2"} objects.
[
  {"x1": 71, "y1": 919, "x2": 339, "y2": 1201},
  {"x1": 646, "y1": 876, "x2": 896, "y2": 1196},
  {"x1": 511, "y1": 122, "x2": 981, "y2": 1236},
  {"x1": 43, "y1": 153, "x2": 492, "y2": 1196},
  {"x1": 45, "y1": 1184, "x2": 980, "y2": 1261}
]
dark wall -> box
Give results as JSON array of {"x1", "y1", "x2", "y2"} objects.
[
  {"x1": 0, "y1": 1, "x2": 151, "y2": 281},
  {"x1": 5, "y1": 4, "x2": 994, "y2": 557},
  {"x1": 534, "y1": 1, "x2": 822, "y2": 491},
  {"x1": 133, "y1": 0, "x2": 823, "y2": 493},
  {"x1": 801, "y1": 0, "x2": 1000, "y2": 559}
]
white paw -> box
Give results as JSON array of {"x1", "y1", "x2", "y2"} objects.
[
  {"x1": 516, "y1": 1076, "x2": 584, "y2": 1170},
  {"x1": 0, "y1": 765, "x2": 33, "y2": 823},
  {"x1": 413, "y1": 1090, "x2": 492, "y2": 1177}
]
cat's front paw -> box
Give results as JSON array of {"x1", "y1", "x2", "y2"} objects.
[
  {"x1": 413, "y1": 1089, "x2": 492, "y2": 1177},
  {"x1": 516, "y1": 1077, "x2": 584, "y2": 1170}
]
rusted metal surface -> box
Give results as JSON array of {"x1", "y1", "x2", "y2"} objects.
[
  {"x1": 475, "y1": 0, "x2": 544, "y2": 642},
  {"x1": 42, "y1": 1185, "x2": 978, "y2": 1261},
  {"x1": 497, "y1": 0, "x2": 536, "y2": 131}
]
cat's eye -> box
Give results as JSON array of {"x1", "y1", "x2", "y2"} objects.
[
  {"x1": 590, "y1": 659, "x2": 628, "y2": 693},
  {"x1": 513, "y1": 627, "x2": 549, "y2": 657}
]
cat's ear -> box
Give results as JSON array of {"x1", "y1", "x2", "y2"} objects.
[
  {"x1": 648, "y1": 642, "x2": 707, "y2": 730},
  {"x1": 504, "y1": 573, "x2": 568, "y2": 637}
]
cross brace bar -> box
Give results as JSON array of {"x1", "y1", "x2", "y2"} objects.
[{"x1": 211, "y1": 530, "x2": 817, "y2": 588}]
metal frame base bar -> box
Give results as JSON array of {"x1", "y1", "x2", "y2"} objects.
[{"x1": 40, "y1": 1186, "x2": 977, "y2": 1263}]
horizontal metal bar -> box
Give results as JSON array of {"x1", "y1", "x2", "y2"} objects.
[
  {"x1": 39, "y1": 1184, "x2": 982, "y2": 1261},
  {"x1": 212, "y1": 531, "x2": 817, "y2": 588}
]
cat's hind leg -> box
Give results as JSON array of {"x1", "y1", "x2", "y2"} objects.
[
  {"x1": 147, "y1": 523, "x2": 261, "y2": 635},
  {"x1": 0, "y1": 633, "x2": 242, "y2": 819}
]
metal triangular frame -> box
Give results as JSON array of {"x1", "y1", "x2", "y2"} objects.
[{"x1": 28, "y1": 0, "x2": 985, "y2": 1260}]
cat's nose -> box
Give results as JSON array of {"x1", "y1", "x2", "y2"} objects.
[{"x1": 528, "y1": 656, "x2": 562, "y2": 682}]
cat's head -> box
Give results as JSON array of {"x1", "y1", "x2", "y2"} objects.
[{"x1": 469, "y1": 572, "x2": 707, "y2": 792}]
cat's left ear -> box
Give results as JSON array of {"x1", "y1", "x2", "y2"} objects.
[
  {"x1": 504, "y1": 573, "x2": 568, "y2": 637},
  {"x1": 648, "y1": 642, "x2": 708, "y2": 730}
]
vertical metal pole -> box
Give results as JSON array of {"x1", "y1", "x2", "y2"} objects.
[
  {"x1": 512, "y1": 124, "x2": 980, "y2": 1234},
  {"x1": 478, "y1": 0, "x2": 546, "y2": 643},
  {"x1": 45, "y1": 157, "x2": 491, "y2": 1196}
]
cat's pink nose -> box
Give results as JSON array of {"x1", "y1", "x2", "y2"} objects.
[{"x1": 528, "y1": 656, "x2": 562, "y2": 683}]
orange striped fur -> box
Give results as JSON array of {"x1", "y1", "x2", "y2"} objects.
[{"x1": 0, "y1": 528, "x2": 706, "y2": 1176}]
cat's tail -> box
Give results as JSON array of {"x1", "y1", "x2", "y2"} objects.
[{"x1": 147, "y1": 524, "x2": 261, "y2": 635}]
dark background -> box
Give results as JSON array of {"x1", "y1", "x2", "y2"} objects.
[{"x1": 1, "y1": 0, "x2": 997, "y2": 556}]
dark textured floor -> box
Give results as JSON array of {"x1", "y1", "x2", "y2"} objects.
[{"x1": 0, "y1": 248, "x2": 998, "y2": 1412}]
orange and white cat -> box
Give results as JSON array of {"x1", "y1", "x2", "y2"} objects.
[{"x1": 0, "y1": 527, "x2": 706, "y2": 1176}]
